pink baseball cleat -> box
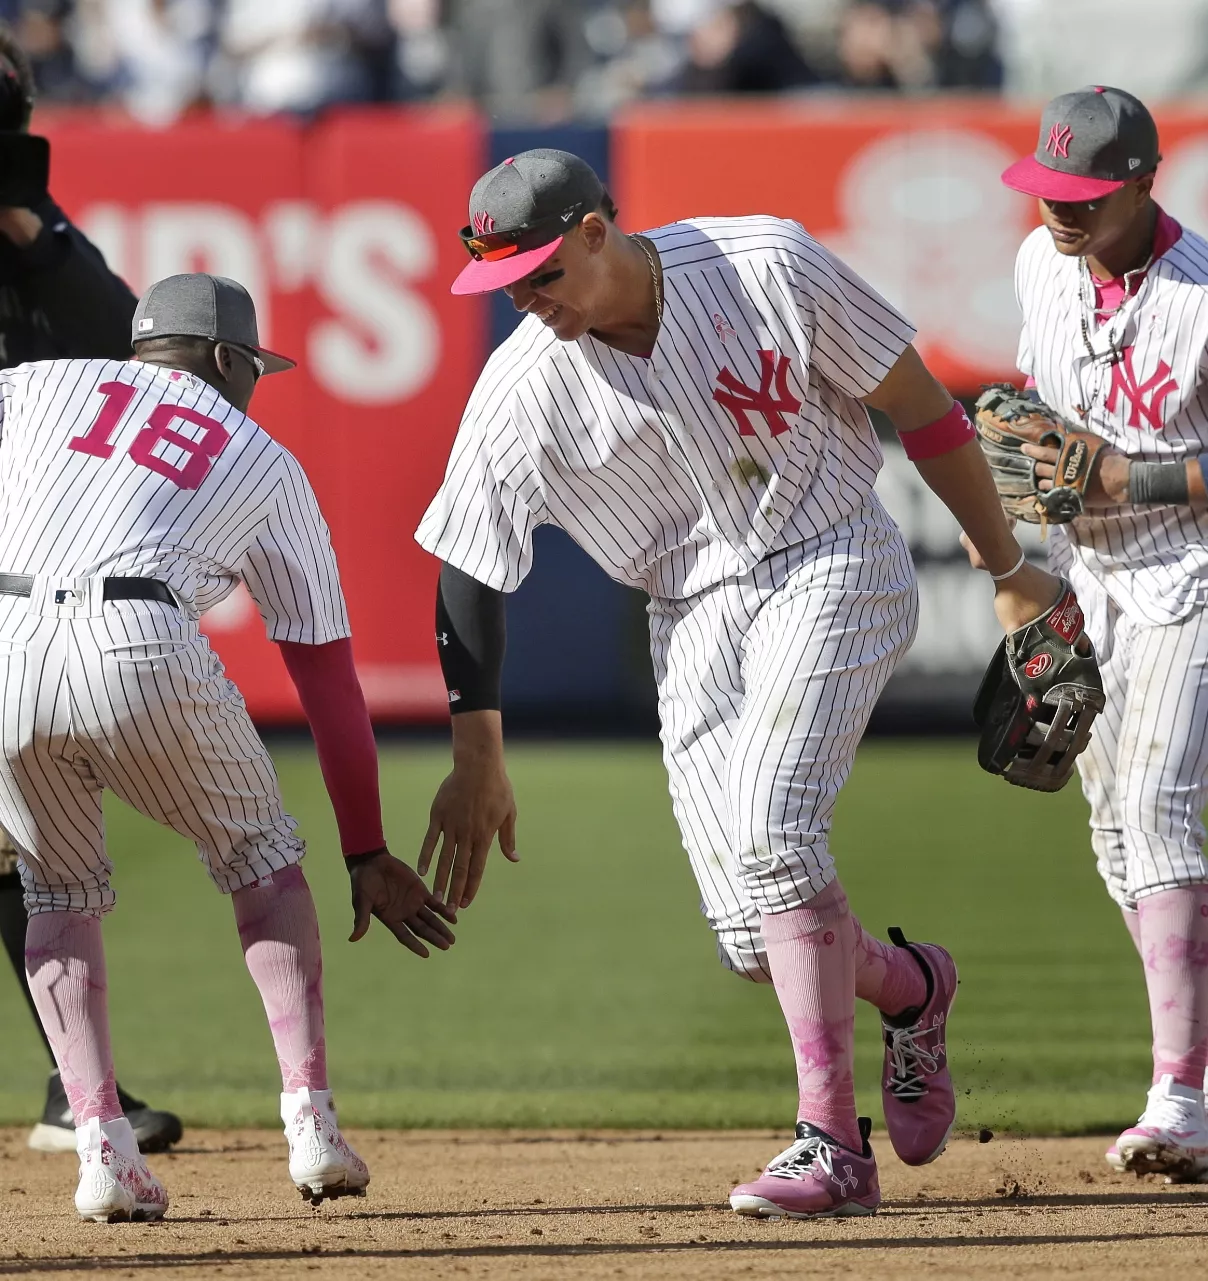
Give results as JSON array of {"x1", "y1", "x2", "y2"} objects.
[
  {"x1": 74, "y1": 1116, "x2": 169, "y2": 1223},
  {"x1": 879, "y1": 926, "x2": 959, "y2": 1166},
  {"x1": 1106, "y1": 1076, "x2": 1208, "y2": 1180},
  {"x1": 730, "y1": 1117, "x2": 880, "y2": 1219},
  {"x1": 282, "y1": 1087, "x2": 370, "y2": 1206}
]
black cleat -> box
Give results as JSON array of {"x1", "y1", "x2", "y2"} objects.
[{"x1": 28, "y1": 1071, "x2": 184, "y2": 1154}]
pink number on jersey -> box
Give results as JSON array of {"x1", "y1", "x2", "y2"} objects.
[
  {"x1": 67, "y1": 381, "x2": 139, "y2": 458},
  {"x1": 128, "y1": 405, "x2": 231, "y2": 491}
]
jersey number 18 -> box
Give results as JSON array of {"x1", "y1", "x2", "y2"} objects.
[{"x1": 68, "y1": 381, "x2": 231, "y2": 491}]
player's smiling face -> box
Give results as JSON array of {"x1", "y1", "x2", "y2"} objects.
[
  {"x1": 502, "y1": 216, "x2": 610, "y2": 342},
  {"x1": 1038, "y1": 176, "x2": 1154, "y2": 261}
]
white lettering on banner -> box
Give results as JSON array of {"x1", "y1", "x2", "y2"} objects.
[
  {"x1": 78, "y1": 200, "x2": 440, "y2": 408},
  {"x1": 310, "y1": 202, "x2": 440, "y2": 404},
  {"x1": 828, "y1": 129, "x2": 1030, "y2": 369},
  {"x1": 876, "y1": 444, "x2": 1044, "y2": 673},
  {"x1": 143, "y1": 204, "x2": 266, "y2": 333},
  {"x1": 261, "y1": 201, "x2": 320, "y2": 292}
]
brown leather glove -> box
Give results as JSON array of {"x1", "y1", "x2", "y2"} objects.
[{"x1": 974, "y1": 384, "x2": 1111, "y2": 524}]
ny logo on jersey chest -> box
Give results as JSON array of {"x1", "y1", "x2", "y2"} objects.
[
  {"x1": 1104, "y1": 347, "x2": 1179, "y2": 431},
  {"x1": 712, "y1": 350, "x2": 801, "y2": 438}
]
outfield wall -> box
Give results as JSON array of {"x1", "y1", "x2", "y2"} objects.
[{"x1": 37, "y1": 100, "x2": 1208, "y2": 727}]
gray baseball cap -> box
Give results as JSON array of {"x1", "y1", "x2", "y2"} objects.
[
  {"x1": 452, "y1": 149, "x2": 606, "y2": 296},
  {"x1": 131, "y1": 274, "x2": 296, "y2": 374},
  {"x1": 1002, "y1": 85, "x2": 1159, "y2": 202}
]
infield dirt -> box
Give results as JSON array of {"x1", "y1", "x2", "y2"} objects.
[{"x1": 1, "y1": 1128, "x2": 1204, "y2": 1279}]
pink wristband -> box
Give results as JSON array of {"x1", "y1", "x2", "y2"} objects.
[{"x1": 897, "y1": 402, "x2": 975, "y2": 461}]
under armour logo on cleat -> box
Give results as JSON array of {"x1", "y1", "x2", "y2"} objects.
[{"x1": 831, "y1": 1165, "x2": 858, "y2": 1195}]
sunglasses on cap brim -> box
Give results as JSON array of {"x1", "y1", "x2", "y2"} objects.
[
  {"x1": 228, "y1": 343, "x2": 265, "y2": 379},
  {"x1": 459, "y1": 203, "x2": 588, "y2": 262}
]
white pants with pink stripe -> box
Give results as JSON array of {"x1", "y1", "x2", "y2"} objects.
[{"x1": 648, "y1": 508, "x2": 918, "y2": 981}]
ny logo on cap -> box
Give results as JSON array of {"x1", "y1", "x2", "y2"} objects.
[
  {"x1": 472, "y1": 210, "x2": 496, "y2": 234},
  {"x1": 1046, "y1": 123, "x2": 1074, "y2": 160}
]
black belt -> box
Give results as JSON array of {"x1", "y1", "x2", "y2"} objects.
[{"x1": 0, "y1": 573, "x2": 177, "y2": 605}]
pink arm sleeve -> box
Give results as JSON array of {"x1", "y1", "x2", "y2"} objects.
[{"x1": 276, "y1": 638, "x2": 385, "y2": 857}]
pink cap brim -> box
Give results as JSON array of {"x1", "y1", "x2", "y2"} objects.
[
  {"x1": 450, "y1": 237, "x2": 562, "y2": 296},
  {"x1": 1001, "y1": 155, "x2": 1127, "y2": 202}
]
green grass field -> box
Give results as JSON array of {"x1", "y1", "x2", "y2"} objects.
[{"x1": 0, "y1": 740, "x2": 1152, "y2": 1135}]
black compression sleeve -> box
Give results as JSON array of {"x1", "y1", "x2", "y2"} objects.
[{"x1": 435, "y1": 563, "x2": 506, "y2": 713}]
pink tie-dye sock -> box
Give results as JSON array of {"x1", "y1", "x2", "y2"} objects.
[
  {"x1": 233, "y1": 865, "x2": 327, "y2": 1092},
  {"x1": 25, "y1": 911, "x2": 121, "y2": 1124},
  {"x1": 1137, "y1": 885, "x2": 1208, "y2": 1087},
  {"x1": 760, "y1": 879, "x2": 860, "y2": 1151},
  {"x1": 852, "y1": 919, "x2": 928, "y2": 1016}
]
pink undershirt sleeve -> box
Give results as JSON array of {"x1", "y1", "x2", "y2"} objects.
[{"x1": 276, "y1": 638, "x2": 385, "y2": 857}]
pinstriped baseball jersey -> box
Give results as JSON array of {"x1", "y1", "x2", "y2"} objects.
[
  {"x1": 0, "y1": 357, "x2": 348, "y2": 643},
  {"x1": 416, "y1": 216, "x2": 916, "y2": 599},
  {"x1": 1015, "y1": 222, "x2": 1208, "y2": 626}
]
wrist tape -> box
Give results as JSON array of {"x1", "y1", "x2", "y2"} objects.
[{"x1": 1129, "y1": 461, "x2": 1189, "y2": 505}]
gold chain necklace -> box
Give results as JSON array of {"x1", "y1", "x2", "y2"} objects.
[{"x1": 633, "y1": 235, "x2": 663, "y2": 323}]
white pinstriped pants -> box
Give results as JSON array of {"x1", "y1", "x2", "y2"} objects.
[
  {"x1": 0, "y1": 581, "x2": 304, "y2": 916},
  {"x1": 1071, "y1": 580, "x2": 1208, "y2": 908},
  {"x1": 648, "y1": 508, "x2": 918, "y2": 982}
]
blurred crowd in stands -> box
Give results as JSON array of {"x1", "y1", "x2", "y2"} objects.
[{"x1": 2, "y1": 0, "x2": 1204, "y2": 125}]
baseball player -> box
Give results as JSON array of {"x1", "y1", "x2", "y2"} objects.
[
  {"x1": 989, "y1": 87, "x2": 1208, "y2": 1179},
  {"x1": 0, "y1": 273, "x2": 455, "y2": 1222},
  {"x1": 415, "y1": 149, "x2": 1083, "y2": 1218}
]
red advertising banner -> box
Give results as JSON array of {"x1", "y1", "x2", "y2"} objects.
[
  {"x1": 39, "y1": 106, "x2": 485, "y2": 720},
  {"x1": 614, "y1": 99, "x2": 1208, "y2": 394}
]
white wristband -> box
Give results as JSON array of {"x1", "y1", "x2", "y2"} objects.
[{"x1": 989, "y1": 550, "x2": 1027, "y2": 582}]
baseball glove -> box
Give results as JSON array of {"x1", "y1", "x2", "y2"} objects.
[
  {"x1": 974, "y1": 383, "x2": 1110, "y2": 524},
  {"x1": 973, "y1": 581, "x2": 1105, "y2": 792}
]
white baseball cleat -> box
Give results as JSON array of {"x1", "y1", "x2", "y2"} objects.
[
  {"x1": 1106, "y1": 1075, "x2": 1208, "y2": 1180},
  {"x1": 281, "y1": 1087, "x2": 370, "y2": 1206},
  {"x1": 74, "y1": 1116, "x2": 169, "y2": 1223}
]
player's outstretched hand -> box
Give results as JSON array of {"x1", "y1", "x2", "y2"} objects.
[
  {"x1": 347, "y1": 848, "x2": 457, "y2": 957},
  {"x1": 419, "y1": 761, "x2": 518, "y2": 910}
]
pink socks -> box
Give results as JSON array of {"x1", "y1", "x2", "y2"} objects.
[
  {"x1": 853, "y1": 919, "x2": 928, "y2": 1016},
  {"x1": 233, "y1": 865, "x2": 328, "y2": 1092},
  {"x1": 25, "y1": 911, "x2": 121, "y2": 1124},
  {"x1": 761, "y1": 880, "x2": 860, "y2": 1150},
  {"x1": 1137, "y1": 885, "x2": 1208, "y2": 1088}
]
